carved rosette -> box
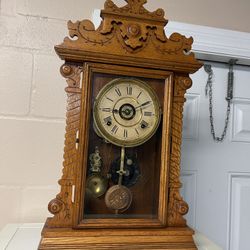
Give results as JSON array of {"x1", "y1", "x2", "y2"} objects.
[
  {"x1": 168, "y1": 76, "x2": 192, "y2": 227},
  {"x1": 99, "y1": 0, "x2": 167, "y2": 52},
  {"x1": 47, "y1": 64, "x2": 82, "y2": 227}
]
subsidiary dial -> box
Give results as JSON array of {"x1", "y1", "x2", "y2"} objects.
[{"x1": 93, "y1": 78, "x2": 161, "y2": 147}]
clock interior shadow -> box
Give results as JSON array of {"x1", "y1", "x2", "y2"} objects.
[{"x1": 83, "y1": 72, "x2": 165, "y2": 220}]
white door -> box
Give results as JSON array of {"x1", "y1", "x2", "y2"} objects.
[{"x1": 181, "y1": 62, "x2": 250, "y2": 250}]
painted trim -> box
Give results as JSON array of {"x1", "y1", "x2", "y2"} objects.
[
  {"x1": 180, "y1": 170, "x2": 198, "y2": 228},
  {"x1": 183, "y1": 93, "x2": 200, "y2": 140},
  {"x1": 166, "y1": 22, "x2": 250, "y2": 65}
]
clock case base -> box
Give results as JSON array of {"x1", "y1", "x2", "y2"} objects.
[{"x1": 39, "y1": 221, "x2": 197, "y2": 250}]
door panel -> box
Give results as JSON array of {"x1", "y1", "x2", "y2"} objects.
[
  {"x1": 181, "y1": 63, "x2": 250, "y2": 250},
  {"x1": 228, "y1": 173, "x2": 250, "y2": 250}
]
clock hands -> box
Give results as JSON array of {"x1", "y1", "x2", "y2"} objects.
[
  {"x1": 109, "y1": 101, "x2": 151, "y2": 115},
  {"x1": 112, "y1": 109, "x2": 119, "y2": 114},
  {"x1": 103, "y1": 101, "x2": 151, "y2": 116},
  {"x1": 135, "y1": 101, "x2": 151, "y2": 110}
]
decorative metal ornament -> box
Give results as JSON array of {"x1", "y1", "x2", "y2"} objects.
[
  {"x1": 86, "y1": 146, "x2": 108, "y2": 198},
  {"x1": 89, "y1": 146, "x2": 102, "y2": 173}
]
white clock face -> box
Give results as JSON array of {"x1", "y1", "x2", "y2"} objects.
[{"x1": 93, "y1": 78, "x2": 161, "y2": 147}]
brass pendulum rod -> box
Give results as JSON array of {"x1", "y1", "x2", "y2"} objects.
[
  {"x1": 115, "y1": 146, "x2": 126, "y2": 214},
  {"x1": 118, "y1": 146, "x2": 126, "y2": 186}
]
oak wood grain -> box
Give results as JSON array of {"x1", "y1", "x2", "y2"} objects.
[
  {"x1": 40, "y1": 224, "x2": 197, "y2": 250},
  {"x1": 39, "y1": 0, "x2": 202, "y2": 249}
]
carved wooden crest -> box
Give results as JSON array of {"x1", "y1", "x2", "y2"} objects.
[{"x1": 55, "y1": 0, "x2": 201, "y2": 73}]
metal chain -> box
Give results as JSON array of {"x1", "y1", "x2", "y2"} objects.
[{"x1": 204, "y1": 60, "x2": 237, "y2": 142}]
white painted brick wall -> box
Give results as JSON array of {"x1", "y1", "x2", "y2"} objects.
[
  {"x1": 0, "y1": 186, "x2": 22, "y2": 227},
  {"x1": 0, "y1": 48, "x2": 32, "y2": 115},
  {"x1": 15, "y1": 0, "x2": 126, "y2": 21},
  {"x1": 17, "y1": 0, "x2": 93, "y2": 21},
  {"x1": 20, "y1": 186, "x2": 59, "y2": 222},
  {"x1": 31, "y1": 54, "x2": 66, "y2": 118},
  {"x1": 0, "y1": 119, "x2": 65, "y2": 185},
  {"x1": 0, "y1": 0, "x2": 145, "y2": 230},
  {"x1": 0, "y1": 16, "x2": 67, "y2": 53},
  {"x1": 0, "y1": 0, "x2": 16, "y2": 16},
  {"x1": 0, "y1": 0, "x2": 81, "y2": 230}
]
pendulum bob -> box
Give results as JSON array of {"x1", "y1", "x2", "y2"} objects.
[
  {"x1": 105, "y1": 184, "x2": 133, "y2": 213},
  {"x1": 86, "y1": 173, "x2": 108, "y2": 199}
]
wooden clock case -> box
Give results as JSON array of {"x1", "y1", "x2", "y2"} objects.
[{"x1": 39, "y1": 0, "x2": 202, "y2": 249}]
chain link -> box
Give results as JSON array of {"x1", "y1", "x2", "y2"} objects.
[{"x1": 204, "y1": 60, "x2": 237, "y2": 142}]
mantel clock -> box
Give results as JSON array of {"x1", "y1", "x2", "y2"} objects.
[{"x1": 39, "y1": 0, "x2": 202, "y2": 249}]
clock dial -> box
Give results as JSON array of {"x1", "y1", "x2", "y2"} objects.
[{"x1": 93, "y1": 78, "x2": 161, "y2": 147}]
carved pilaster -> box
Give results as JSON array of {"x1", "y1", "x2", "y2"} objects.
[
  {"x1": 168, "y1": 76, "x2": 192, "y2": 226},
  {"x1": 47, "y1": 64, "x2": 82, "y2": 227}
]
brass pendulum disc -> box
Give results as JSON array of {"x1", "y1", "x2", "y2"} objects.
[
  {"x1": 86, "y1": 174, "x2": 108, "y2": 198},
  {"x1": 105, "y1": 184, "x2": 132, "y2": 212}
]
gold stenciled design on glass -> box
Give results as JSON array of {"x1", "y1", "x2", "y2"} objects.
[{"x1": 93, "y1": 78, "x2": 161, "y2": 147}]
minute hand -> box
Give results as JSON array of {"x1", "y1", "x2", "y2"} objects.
[{"x1": 135, "y1": 101, "x2": 151, "y2": 110}]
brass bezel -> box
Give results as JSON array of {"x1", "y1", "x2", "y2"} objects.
[{"x1": 93, "y1": 78, "x2": 161, "y2": 147}]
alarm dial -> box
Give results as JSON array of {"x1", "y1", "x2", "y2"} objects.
[{"x1": 93, "y1": 78, "x2": 161, "y2": 147}]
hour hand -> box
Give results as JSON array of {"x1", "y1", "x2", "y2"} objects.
[
  {"x1": 112, "y1": 109, "x2": 119, "y2": 114},
  {"x1": 100, "y1": 108, "x2": 119, "y2": 114}
]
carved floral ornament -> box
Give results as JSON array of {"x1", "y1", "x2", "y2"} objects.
[{"x1": 61, "y1": 0, "x2": 195, "y2": 57}]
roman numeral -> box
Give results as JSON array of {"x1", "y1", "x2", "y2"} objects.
[
  {"x1": 106, "y1": 96, "x2": 114, "y2": 102},
  {"x1": 115, "y1": 88, "x2": 122, "y2": 96},
  {"x1": 144, "y1": 111, "x2": 153, "y2": 116},
  {"x1": 104, "y1": 116, "x2": 112, "y2": 125},
  {"x1": 111, "y1": 125, "x2": 118, "y2": 134},
  {"x1": 124, "y1": 129, "x2": 128, "y2": 138},
  {"x1": 137, "y1": 91, "x2": 142, "y2": 99},
  {"x1": 101, "y1": 108, "x2": 112, "y2": 112},
  {"x1": 141, "y1": 120, "x2": 149, "y2": 129},
  {"x1": 135, "y1": 128, "x2": 139, "y2": 135},
  {"x1": 127, "y1": 86, "x2": 132, "y2": 95}
]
